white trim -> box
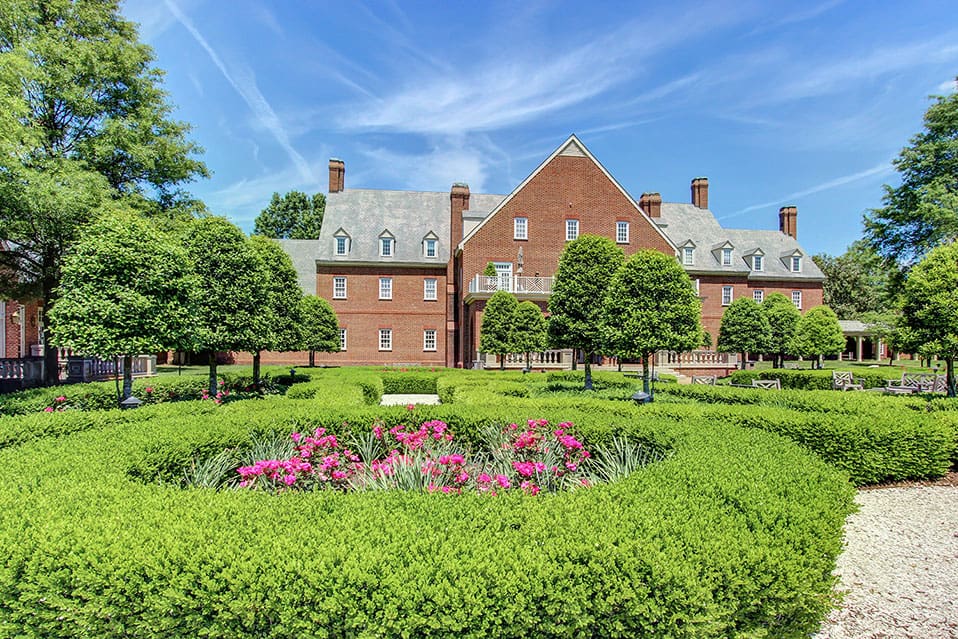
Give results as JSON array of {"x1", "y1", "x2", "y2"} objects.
[
  {"x1": 458, "y1": 134, "x2": 678, "y2": 252},
  {"x1": 753, "y1": 289, "x2": 764, "y2": 303},
  {"x1": 379, "y1": 277, "x2": 393, "y2": 300},
  {"x1": 333, "y1": 276, "x2": 347, "y2": 299},
  {"x1": 424, "y1": 278, "x2": 437, "y2": 301},
  {"x1": 792, "y1": 290, "x2": 802, "y2": 309},
  {"x1": 616, "y1": 221, "x2": 630, "y2": 244},
  {"x1": 339, "y1": 328, "x2": 347, "y2": 351},
  {"x1": 721, "y1": 286, "x2": 733, "y2": 306},
  {"x1": 423, "y1": 329, "x2": 437, "y2": 352},
  {"x1": 513, "y1": 216, "x2": 527, "y2": 240},
  {"x1": 378, "y1": 328, "x2": 392, "y2": 351},
  {"x1": 565, "y1": 219, "x2": 579, "y2": 241}
]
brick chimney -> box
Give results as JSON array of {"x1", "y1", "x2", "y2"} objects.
[
  {"x1": 450, "y1": 183, "x2": 470, "y2": 244},
  {"x1": 639, "y1": 192, "x2": 662, "y2": 218},
  {"x1": 691, "y1": 177, "x2": 709, "y2": 209},
  {"x1": 779, "y1": 206, "x2": 798, "y2": 239},
  {"x1": 328, "y1": 158, "x2": 345, "y2": 193},
  {"x1": 448, "y1": 183, "x2": 470, "y2": 368}
]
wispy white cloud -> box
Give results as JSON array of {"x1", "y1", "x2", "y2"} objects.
[
  {"x1": 938, "y1": 78, "x2": 958, "y2": 93},
  {"x1": 749, "y1": 0, "x2": 845, "y2": 34},
  {"x1": 163, "y1": 0, "x2": 316, "y2": 184},
  {"x1": 358, "y1": 142, "x2": 489, "y2": 193},
  {"x1": 719, "y1": 162, "x2": 893, "y2": 221}
]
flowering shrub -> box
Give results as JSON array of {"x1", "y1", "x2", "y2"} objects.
[
  {"x1": 232, "y1": 418, "x2": 607, "y2": 495},
  {"x1": 42, "y1": 395, "x2": 71, "y2": 413}
]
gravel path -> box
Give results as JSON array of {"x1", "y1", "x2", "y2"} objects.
[{"x1": 816, "y1": 486, "x2": 958, "y2": 639}]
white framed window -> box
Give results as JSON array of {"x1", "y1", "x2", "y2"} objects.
[
  {"x1": 424, "y1": 278, "x2": 437, "y2": 301},
  {"x1": 333, "y1": 277, "x2": 347, "y2": 299},
  {"x1": 339, "y1": 328, "x2": 347, "y2": 351},
  {"x1": 791, "y1": 256, "x2": 802, "y2": 272},
  {"x1": 423, "y1": 329, "x2": 437, "y2": 352},
  {"x1": 752, "y1": 255, "x2": 763, "y2": 271},
  {"x1": 380, "y1": 237, "x2": 394, "y2": 257},
  {"x1": 722, "y1": 286, "x2": 733, "y2": 306},
  {"x1": 683, "y1": 247, "x2": 695, "y2": 266},
  {"x1": 722, "y1": 248, "x2": 733, "y2": 266},
  {"x1": 792, "y1": 290, "x2": 802, "y2": 309},
  {"x1": 379, "y1": 277, "x2": 392, "y2": 300},
  {"x1": 335, "y1": 235, "x2": 349, "y2": 256},
  {"x1": 616, "y1": 221, "x2": 629, "y2": 244},
  {"x1": 424, "y1": 238, "x2": 437, "y2": 258},
  {"x1": 566, "y1": 219, "x2": 579, "y2": 241},
  {"x1": 753, "y1": 289, "x2": 764, "y2": 303},
  {"x1": 379, "y1": 329, "x2": 392, "y2": 351},
  {"x1": 514, "y1": 217, "x2": 527, "y2": 240},
  {"x1": 694, "y1": 278, "x2": 700, "y2": 295}
]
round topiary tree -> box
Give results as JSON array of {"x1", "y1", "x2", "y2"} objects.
[
  {"x1": 789, "y1": 305, "x2": 845, "y2": 369},
  {"x1": 762, "y1": 293, "x2": 801, "y2": 368},
  {"x1": 718, "y1": 298, "x2": 771, "y2": 370},
  {"x1": 512, "y1": 301, "x2": 548, "y2": 370},
  {"x1": 479, "y1": 290, "x2": 518, "y2": 370}
]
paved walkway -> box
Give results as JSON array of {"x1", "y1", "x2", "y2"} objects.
[{"x1": 379, "y1": 393, "x2": 442, "y2": 406}]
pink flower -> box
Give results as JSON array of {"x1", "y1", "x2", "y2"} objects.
[
  {"x1": 283, "y1": 474, "x2": 296, "y2": 486},
  {"x1": 495, "y1": 474, "x2": 511, "y2": 489},
  {"x1": 406, "y1": 404, "x2": 416, "y2": 411},
  {"x1": 55, "y1": 396, "x2": 66, "y2": 403},
  {"x1": 372, "y1": 425, "x2": 383, "y2": 439},
  {"x1": 44, "y1": 407, "x2": 53, "y2": 412},
  {"x1": 144, "y1": 387, "x2": 153, "y2": 394},
  {"x1": 520, "y1": 481, "x2": 541, "y2": 496}
]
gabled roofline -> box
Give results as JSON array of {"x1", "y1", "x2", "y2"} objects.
[{"x1": 457, "y1": 134, "x2": 678, "y2": 253}]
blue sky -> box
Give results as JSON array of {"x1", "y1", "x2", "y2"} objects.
[{"x1": 121, "y1": 0, "x2": 957, "y2": 256}]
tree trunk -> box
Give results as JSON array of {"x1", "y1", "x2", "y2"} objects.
[
  {"x1": 584, "y1": 354, "x2": 593, "y2": 391},
  {"x1": 571, "y1": 349, "x2": 577, "y2": 371},
  {"x1": 308, "y1": 350, "x2": 315, "y2": 367},
  {"x1": 208, "y1": 351, "x2": 218, "y2": 396},
  {"x1": 252, "y1": 351, "x2": 261, "y2": 389},
  {"x1": 740, "y1": 351, "x2": 747, "y2": 370},
  {"x1": 642, "y1": 354, "x2": 652, "y2": 398},
  {"x1": 122, "y1": 354, "x2": 133, "y2": 400},
  {"x1": 947, "y1": 358, "x2": 955, "y2": 398},
  {"x1": 499, "y1": 353, "x2": 505, "y2": 371},
  {"x1": 41, "y1": 274, "x2": 60, "y2": 386},
  {"x1": 525, "y1": 351, "x2": 531, "y2": 370}
]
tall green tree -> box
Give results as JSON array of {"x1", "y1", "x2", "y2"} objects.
[
  {"x1": 813, "y1": 240, "x2": 894, "y2": 319},
  {"x1": 548, "y1": 235, "x2": 624, "y2": 390},
  {"x1": 901, "y1": 242, "x2": 958, "y2": 397},
  {"x1": 48, "y1": 211, "x2": 195, "y2": 402},
  {"x1": 762, "y1": 293, "x2": 801, "y2": 368},
  {"x1": 717, "y1": 298, "x2": 771, "y2": 370},
  {"x1": 603, "y1": 250, "x2": 701, "y2": 397},
  {"x1": 789, "y1": 306, "x2": 845, "y2": 369},
  {"x1": 253, "y1": 191, "x2": 326, "y2": 239},
  {"x1": 182, "y1": 217, "x2": 267, "y2": 396},
  {"x1": 0, "y1": 0, "x2": 207, "y2": 384},
  {"x1": 299, "y1": 296, "x2": 340, "y2": 367},
  {"x1": 864, "y1": 89, "x2": 958, "y2": 265},
  {"x1": 479, "y1": 290, "x2": 518, "y2": 370},
  {"x1": 247, "y1": 236, "x2": 304, "y2": 387},
  {"x1": 512, "y1": 301, "x2": 548, "y2": 370}
]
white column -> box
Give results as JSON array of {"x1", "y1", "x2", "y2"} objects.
[{"x1": 856, "y1": 336, "x2": 863, "y2": 362}]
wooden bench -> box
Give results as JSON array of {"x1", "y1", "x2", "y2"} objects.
[
  {"x1": 690, "y1": 375, "x2": 716, "y2": 385},
  {"x1": 882, "y1": 372, "x2": 939, "y2": 394},
  {"x1": 832, "y1": 371, "x2": 863, "y2": 391},
  {"x1": 751, "y1": 379, "x2": 781, "y2": 390}
]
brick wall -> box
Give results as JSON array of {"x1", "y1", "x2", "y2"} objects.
[{"x1": 0, "y1": 299, "x2": 42, "y2": 358}]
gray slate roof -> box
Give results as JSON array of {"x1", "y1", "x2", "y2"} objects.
[
  {"x1": 656, "y1": 202, "x2": 824, "y2": 281},
  {"x1": 276, "y1": 239, "x2": 320, "y2": 295},
  {"x1": 317, "y1": 189, "x2": 504, "y2": 265}
]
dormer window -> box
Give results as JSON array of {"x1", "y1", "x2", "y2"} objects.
[
  {"x1": 752, "y1": 255, "x2": 763, "y2": 271},
  {"x1": 791, "y1": 255, "x2": 801, "y2": 272},
  {"x1": 722, "y1": 248, "x2": 732, "y2": 266},
  {"x1": 421, "y1": 231, "x2": 440, "y2": 259},
  {"x1": 683, "y1": 246, "x2": 695, "y2": 266},
  {"x1": 334, "y1": 230, "x2": 352, "y2": 256},
  {"x1": 781, "y1": 249, "x2": 804, "y2": 273},
  {"x1": 379, "y1": 230, "x2": 395, "y2": 257}
]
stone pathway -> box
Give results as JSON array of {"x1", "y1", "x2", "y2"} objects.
[{"x1": 379, "y1": 393, "x2": 441, "y2": 406}]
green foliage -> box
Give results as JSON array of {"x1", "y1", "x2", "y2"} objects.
[
  {"x1": 813, "y1": 241, "x2": 894, "y2": 319},
  {"x1": 864, "y1": 91, "x2": 958, "y2": 264},
  {"x1": 511, "y1": 302, "x2": 548, "y2": 366},
  {"x1": 547, "y1": 235, "x2": 624, "y2": 354},
  {"x1": 902, "y1": 242, "x2": 958, "y2": 396},
  {"x1": 789, "y1": 306, "x2": 845, "y2": 367},
  {"x1": 298, "y1": 295, "x2": 340, "y2": 355},
  {"x1": 483, "y1": 262, "x2": 497, "y2": 277},
  {"x1": 717, "y1": 298, "x2": 770, "y2": 364},
  {"x1": 603, "y1": 250, "x2": 701, "y2": 393},
  {"x1": 762, "y1": 293, "x2": 801, "y2": 367},
  {"x1": 0, "y1": 0, "x2": 207, "y2": 382},
  {"x1": 381, "y1": 373, "x2": 438, "y2": 394},
  {"x1": 247, "y1": 236, "x2": 303, "y2": 353},
  {"x1": 479, "y1": 290, "x2": 518, "y2": 366},
  {"x1": 253, "y1": 191, "x2": 325, "y2": 239},
  {"x1": 728, "y1": 368, "x2": 888, "y2": 391}
]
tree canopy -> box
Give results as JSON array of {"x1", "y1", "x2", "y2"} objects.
[
  {"x1": 548, "y1": 235, "x2": 624, "y2": 389},
  {"x1": 762, "y1": 293, "x2": 801, "y2": 368},
  {"x1": 512, "y1": 301, "x2": 548, "y2": 370},
  {"x1": 901, "y1": 242, "x2": 958, "y2": 396},
  {"x1": 0, "y1": 0, "x2": 207, "y2": 384},
  {"x1": 48, "y1": 211, "x2": 195, "y2": 401},
  {"x1": 603, "y1": 250, "x2": 701, "y2": 395},
  {"x1": 299, "y1": 295, "x2": 340, "y2": 366},
  {"x1": 717, "y1": 298, "x2": 770, "y2": 369},
  {"x1": 813, "y1": 241, "x2": 893, "y2": 319},
  {"x1": 788, "y1": 305, "x2": 845, "y2": 369},
  {"x1": 864, "y1": 90, "x2": 958, "y2": 265},
  {"x1": 479, "y1": 290, "x2": 518, "y2": 370},
  {"x1": 247, "y1": 235, "x2": 304, "y2": 385},
  {"x1": 182, "y1": 217, "x2": 267, "y2": 395},
  {"x1": 253, "y1": 191, "x2": 326, "y2": 239}
]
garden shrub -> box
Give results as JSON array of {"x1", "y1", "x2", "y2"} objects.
[
  {"x1": 381, "y1": 372, "x2": 438, "y2": 394},
  {"x1": 731, "y1": 368, "x2": 892, "y2": 390},
  {"x1": 0, "y1": 392, "x2": 854, "y2": 638},
  {"x1": 545, "y1": 370, "x2": 636, "y2": 389}
]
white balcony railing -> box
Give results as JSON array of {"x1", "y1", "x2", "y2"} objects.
[
  {"x1": 468, "y1": 275, "x2": 553, "y2": 295},
  {"x1": 655, "y1": 350, "x2": 738, "y2": 367}
]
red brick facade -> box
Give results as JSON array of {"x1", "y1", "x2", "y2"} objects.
[{"x1": 1, "y1": 299, "x2": 42, "y2": 359}]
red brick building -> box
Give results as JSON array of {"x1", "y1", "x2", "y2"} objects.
[{"x1": 279, "y1": 135, "x2": 824, "y2": 367}]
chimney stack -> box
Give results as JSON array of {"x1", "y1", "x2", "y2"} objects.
[
  {"x1": 328, "y1": 158, "x2": 345, "y2": 193},
  {"x1": 779, "y1": 206, "x2": 798, "y2": 239},
  {"x1": 639, "y1": 192, "x2": 662, "y2": 218},
  {"x1": 690, "y1": 177, "x2": 709, "y2": 209},
  {"x1": 450, "y1": 182, "x2": 470, "y2": 244}
]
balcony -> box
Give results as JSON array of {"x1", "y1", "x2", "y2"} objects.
[{"x1": 465, "y1": 274, "x2": 553, "y2": 302}]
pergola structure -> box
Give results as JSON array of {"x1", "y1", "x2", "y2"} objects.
[{"x1": 838, "y1": 320, "x2": 885, "y2": 362}]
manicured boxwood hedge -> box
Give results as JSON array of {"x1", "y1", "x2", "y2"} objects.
[
  {"x1": 0, "y1": 391, "x2": 854, "y2": 638},
  {"x1": 729, "y1": 368, "x2": 896, "y2": 390}
]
